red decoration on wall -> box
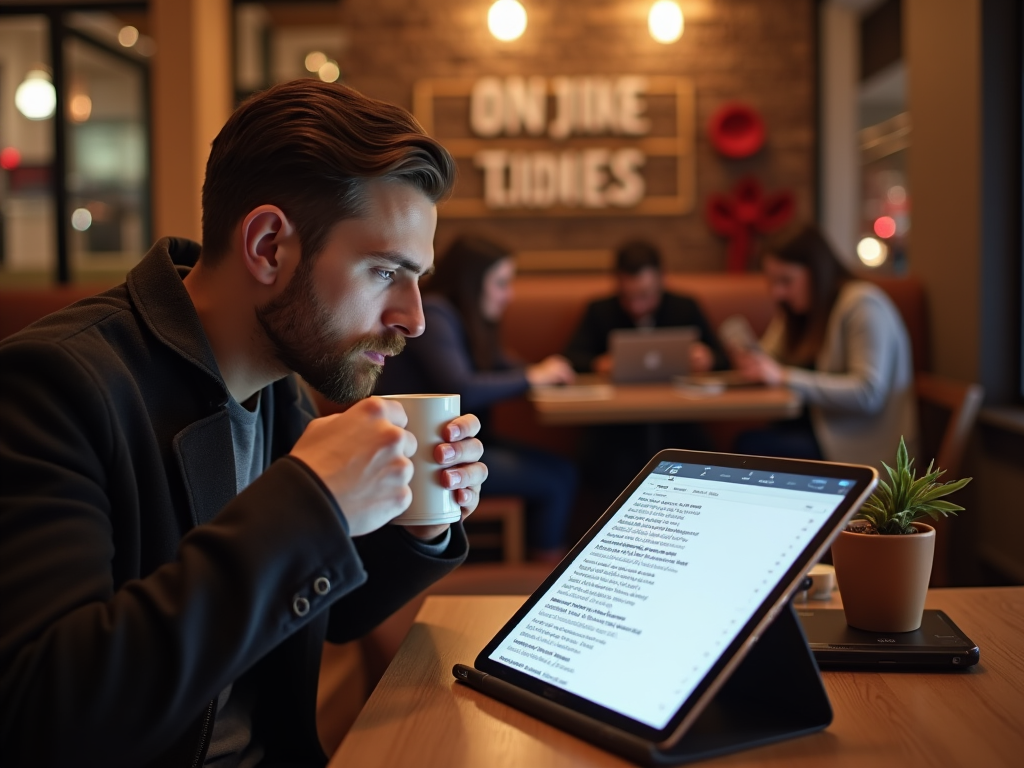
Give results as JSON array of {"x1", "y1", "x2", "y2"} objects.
[
  {"x1": 705, "y1": 177, "x2": 795, "y2": 272},
  {"x1": 708, "y1": 102, "x2": 765, "y2": 159}
]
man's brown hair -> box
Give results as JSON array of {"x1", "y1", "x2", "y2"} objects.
[{"x1": 201, "y1": 79, "x2": 456, "y2": 263}]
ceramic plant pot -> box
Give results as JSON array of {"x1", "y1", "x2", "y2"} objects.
[{"x1": 831, "y1": 522, "x2": 935, "y2": 632}]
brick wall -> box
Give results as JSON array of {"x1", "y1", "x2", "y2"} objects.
[{"x1": 338, "y1": 0, "x2": 816, "y2": 272}]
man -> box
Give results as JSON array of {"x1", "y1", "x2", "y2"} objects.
[
  {"x1": 562, "y1": 242, "x2": 727, "y2": 517},
  {"x1": 0, "y1": 80, "x2": 486, "y2": 767},
  {"x1": 563, "y1": 240, "x2": 727, "y2": 374}
]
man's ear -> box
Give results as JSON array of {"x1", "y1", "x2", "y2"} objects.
[{"x1": 240, "y1": 205, "x2": 299, "y2": 286}]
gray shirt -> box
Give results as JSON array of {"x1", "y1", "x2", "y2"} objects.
[
  {"x1": 762, "y1": 281, "x2": 918, "y2": 469},
  {"x1": 205, "y1": 393, "x2": 266, "y2": 768}
]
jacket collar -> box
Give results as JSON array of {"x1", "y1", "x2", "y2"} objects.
[{"x1": 126, "y1": 237, "x2": 228, "y2": 402}]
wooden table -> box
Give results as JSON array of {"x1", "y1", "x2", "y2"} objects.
[
  {"x1": 528, "y1": 382, "x2": 802, "y2": 426},
  {"x1": 331, "y1": 588, "x2": 1024, "y2": 768}
]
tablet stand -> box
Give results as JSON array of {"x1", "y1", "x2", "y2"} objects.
[{"x1": 643, "y1": 601, "x2": 832, "y2": 766}]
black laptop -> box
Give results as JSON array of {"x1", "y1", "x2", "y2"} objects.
[{"x1": 797, "y1": 608, "x2": 980, "y2": 669}]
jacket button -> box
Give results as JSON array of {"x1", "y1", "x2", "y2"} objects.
[
  {"x1": 313, "y1": 577, "x2": 331, "y2": 596},
  {"x1": 292, "y1": 595, "x2": 310, "y2": 617}
]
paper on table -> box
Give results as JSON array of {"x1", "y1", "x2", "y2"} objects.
[{"x1": 528, "y1": 384, "x2": 615, "y2": 402}]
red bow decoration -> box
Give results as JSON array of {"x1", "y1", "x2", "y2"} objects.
[{"x1": 705, "y1": 177, "x2": 795, "y2": 272}]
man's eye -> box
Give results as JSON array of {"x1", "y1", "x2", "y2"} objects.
[{"x1": 374, "y1": 268, "x2": 396, "y2": 282}]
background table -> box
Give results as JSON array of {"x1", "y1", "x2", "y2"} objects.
[
  {"x1": 331, "y1": 588, "x2": 1024, "y2": 768},
  {"x1": 529, "y1": 382, "x2": 802, "y2": 426}
]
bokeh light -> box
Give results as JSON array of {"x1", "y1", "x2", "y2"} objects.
[
  {"x1": 488, "y1": 0, "x2": 527, "y2": 42},
  {"x1": 71, "y1": 208, "x2": 93, "y2": 232},
  {"x1": 118, "y1": 26, "x2": 140, "y2": 47},
  {"x1": 649, "y1": 1, "x2": 684, "y2": 44},
  {"x1": 15, "y1": 71, "x2": 56, "y2": 120},
  {"x1": 0, "y1": 147, "x2": 21, "y2": 170},
  {"x1": 857, "y1": 236, "x2": 888, "y2": 267},
  {"x1": 887, "y1": 185, "x2": 907, "y2": 205},
  {"x1": 305, "y1": 51, "x2": 327, "y2": 73},
  {"x1": 317, "y1": 61, "x2": 340, "y2": 83},
  {"x1": 873, "y1": 216, "x2": 896, "y2": 239},
  {"x1": 69, "y1": 94, "x2": 92, "y2": 122}
]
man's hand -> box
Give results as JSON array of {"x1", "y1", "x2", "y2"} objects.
[
  {"x1": 688, "y1": 342, "x2": 714, "y2": 373},
  {"x1": 290, "y1": 397, "x2": 416, "y2": 536},
  {"x1": 406, "y1": 413, "x2": 487, "y2": 541},
  {"x1": 592, "y1": 353, "x2": 613, "y2": 375},
  {"x1": 526, "y1": 355, "x2": 576, "y2": 386},
  {"x1": 734, "y1": 350, "x2": 785, "y2": 386}
]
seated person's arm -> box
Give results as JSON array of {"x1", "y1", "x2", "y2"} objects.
[
  {"x1": 563, "y1": 303, "x2": 608, "y2": 373},
  {"x1": 691, "y1": 303, "x2": 730, "y2": 372},
  {"x1": 738, "y1": 297, "x2": 901, "y2": 414}
]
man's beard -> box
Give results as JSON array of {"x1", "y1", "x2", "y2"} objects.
[{"x1": 256, "y1": 266, "x2": 406, "y2": 404}]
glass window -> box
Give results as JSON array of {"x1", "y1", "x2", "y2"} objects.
[
  {"x1": 0, "y1": 7, "x2": 151, "y2": 286},
  {"x1": 0, "y1": 14, "x2": 56, "y2": 284},
  {"x1": 64, "y1": 27, "x2": 150, "y2": 281}
]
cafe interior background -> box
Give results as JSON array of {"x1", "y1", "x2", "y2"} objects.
[{"x1": 0, "y1": 0, "x2": 1021, "y2": 587}]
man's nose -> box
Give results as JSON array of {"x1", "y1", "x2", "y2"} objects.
[{"x1": 384, "y1": 287, "x2": 426, "y2": 338}]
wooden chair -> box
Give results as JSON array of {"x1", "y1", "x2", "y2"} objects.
[
  {"x1": 464, "y1": 496, "x2": 526, "y2": 563},
  {"x1": 914, "y1": 373, "x2": 984, "y2": 586}
]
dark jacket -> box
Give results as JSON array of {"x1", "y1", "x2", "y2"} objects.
[
  {"x1": 563, "y1": 291, "x2": 729, "y2": 373},
  {"x1": 375, "y1": 295, "x2": 528, "y2": 424},
  {"x1": 0, "y1": 238, "x2": 466, "y2": 767}
]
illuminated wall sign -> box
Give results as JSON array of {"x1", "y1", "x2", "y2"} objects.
[{"x1": 413, "y1": 75, "x2": 695, "y2": 217}]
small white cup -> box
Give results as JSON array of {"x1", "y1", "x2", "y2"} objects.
[
  {"x1": 380, "y1": 394, "x2": 462, "y2": 526},
  {"x1": 799, "y1": 563, "x2": 836, "y2": 601}
]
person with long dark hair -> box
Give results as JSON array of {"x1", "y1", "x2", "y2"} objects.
[
  {"x1": 376, "y1": 235, "x2": 577, "y2": 562},
  {"x1": 733, "y1": 223, "x2": 917, "y2": 468}
]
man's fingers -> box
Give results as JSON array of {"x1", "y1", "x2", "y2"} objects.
[
  {"x1": 400, "y1": 429, "x2": 418, "y2": 459},
  {"x1": 442, "y1": 460, "x2": 488, "y2": 490},
  {"x1": 443, "y1": 413, "x2": 481, "y2": 441},
  {"x1": 456, "y1": 486, "x2": 480, "y2": 516},
  {"x1": 365, "y1": 396, "x2": 409, "y2": 428},
  {"x1": 435, "y1": 436, "x2": 484, "y2": 466}
]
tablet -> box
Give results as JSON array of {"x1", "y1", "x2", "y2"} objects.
[
  {"x1": 797, "y1": 609, "x2": 980, "y2": 669},
  {"x1": 454, "y1": 450, "x2": 877, "y2": 759}
]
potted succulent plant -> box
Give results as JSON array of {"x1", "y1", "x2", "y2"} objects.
[{"x1": 831, "y1": 437, "x2": 972, "y2": 632}]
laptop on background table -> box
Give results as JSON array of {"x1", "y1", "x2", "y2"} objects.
[{"x1": 610, "y1": 327, "x2": 699, "y2": 384}]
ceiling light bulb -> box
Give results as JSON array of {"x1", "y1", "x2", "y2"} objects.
[
  {"x1": 488, "y1": 0, "x2": 527, "y2": 42},
  {"x1": 649, "y1": 1, "x2": 684, "y2": 44}
]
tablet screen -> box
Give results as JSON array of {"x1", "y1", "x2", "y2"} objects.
[{"x1": 476, "y1": 451, "x2": 876, "y2": 739}]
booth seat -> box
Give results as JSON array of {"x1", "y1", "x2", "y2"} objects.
[{"x1": 490, "y1": 272, "x2": 929, "y2": 457}]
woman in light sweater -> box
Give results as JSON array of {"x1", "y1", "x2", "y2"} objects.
[{"x1": 734, "y1": 224, "x2": 917, "y2": 469}]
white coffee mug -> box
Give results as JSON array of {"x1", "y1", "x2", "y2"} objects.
[{"x1": 380, "y1": 394, "x2": 462, "y2": 526}]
